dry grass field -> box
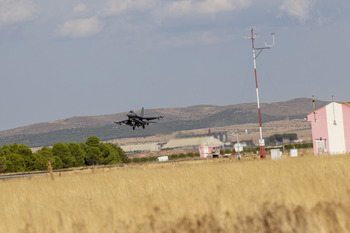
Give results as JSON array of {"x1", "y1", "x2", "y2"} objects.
[{"x1": 1, "y1": 150, "x2": 350, "y2": 233}]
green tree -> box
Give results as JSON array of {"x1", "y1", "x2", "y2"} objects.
[
  {"x1": 37, "y1": 146, "x2": 63, "y2": 169},
  {"x1": 9, "y1": 143, "x2": 20, "y2": 154},
  {"x1": 111, "y1": 144, "x2": 129, "y2": 163},
  {"x1": 0, "y1": 145, "x2": 11, "y2": 157},
  {"x1": 86, "y1": 136, "x2": 100, "y2": 148},
  {"x1": 5, "y1": 153, "x2": 26, "y2": 172},
  {"x1": 52, "y1": 142, "x2": 75, "y2": 168},
  {"x1": 285, "y1": 133, "x2": 297, "y2": 141},
  {"x1": 85, "y1": 147, "x2": 102, "y2": 166},
  {"x1": 79, "y1": 142, "x2": 88, "y2": 151},
  {"x1": 16, "y1": 144, "x2": 34, "y2": 171},
  {"x1": 17, "y1": 144, "x2": 32, "y2": 157},
  {"x1": 52, "y1": 156, "x2": 64, "y2": 169},
  {"x1": 68, "y1": 143, "x2": 85, "y2": 167},
  {"x1": 37, "y1": 146, "x2": 54, "y2": 162},
  {"x1": 99, "y1": 143, "x2": 116, "y2": 164},
  {"x1": 0, "y1": 156, "x2": 6, "y2": 173},
  {"x1": 23, "y1": 154, "x2": 38, "y2": 171},
  {"x1": 32, "y1": 154, "x2": 48, "y2": 171}
]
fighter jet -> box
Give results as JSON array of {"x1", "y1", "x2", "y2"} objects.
[{"x1": 114, "y1": 107, "x2": 164, "y2": 130}]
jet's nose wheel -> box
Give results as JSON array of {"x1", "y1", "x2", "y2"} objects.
[
  {"x1": 133, "y1": 126, "x2": 135, "y2": 130},
  {"x1": 142, "y1": 125, "x2": 145, "y2": 129}
]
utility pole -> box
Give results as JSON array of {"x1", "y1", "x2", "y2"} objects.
[
  {"x1": 236, "y1": 133, "x2": 240, "y2": 161},
  {"x1": 245, "y1": 28, "x2": 275, "y2": 159},
  {"x1": 231, "y1": 130, "x2": 248, "y2": 162}
]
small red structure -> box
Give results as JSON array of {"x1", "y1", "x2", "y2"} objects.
[{"x1": 198, "y1": 146, "x2": 213, "y2": 158}]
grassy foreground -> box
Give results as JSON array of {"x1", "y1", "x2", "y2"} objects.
[{"x1": 1, "y1": 151, "x2": 350, "y2": 233}]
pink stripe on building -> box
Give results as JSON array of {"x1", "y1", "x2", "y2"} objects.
[
  {"x1": 342, "y1": 104, "x2": 350, "y2": 152},
  {"x1": 308, "y1": 107, "x2": 329, "y2": 155}
]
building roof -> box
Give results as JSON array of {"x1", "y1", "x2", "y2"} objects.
[
  {"x1": 120, "y1": 143, "x2": 161, "y2": 152},
  {"x1": 308, "y1": 102, "x2": 350, "y2": 118},
  {"x1": 339, "y1": 102, "x2": 350, "y2": 107},
  {"x1": 162, "y1": 136, "x2": 223, "y2": 149}
]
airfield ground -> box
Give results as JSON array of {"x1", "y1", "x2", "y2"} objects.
[
  {"x1": 108, "y1": 119, "x2": 312, "y2": 146},
  {"x1": 1, "y1": 149, "x2": 349, "y2": 233}
]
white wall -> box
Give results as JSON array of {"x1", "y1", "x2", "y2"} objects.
[{"x1": 326, "y1": 103, "x2": 346, "y2": 154}]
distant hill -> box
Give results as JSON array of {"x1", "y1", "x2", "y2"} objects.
[{"x1": 0, "y1": 98, "x2": 328, "y2": 147}]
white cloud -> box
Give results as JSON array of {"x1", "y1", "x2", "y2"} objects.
[
  {"x1": 197, "y1": 0, "x2": 251, "y2": 14},
  {"x1": 0, "y1": 0, "x2": 38, "y2": 26},
  {"x1": 161, "y1": 0, "x2": 192, "y2": 17},
  {"x1": 55, "y1": 17, "x2": 103, "y2": 38},
  {"x1": 153, "y1": 0, "x2": 252, "y2": 21},
  {"x1": 280, "y1": 0, "x2": 315, "y2": 23},
  {"x1": 73, "y1": 4, "x2": 87, "y2": 13},
  {"x1": 104, "y1": 0, "x2": 251, "y2": 18},
  {"x1": 148, "y1": 29, "x2": 234, "y2": 48},
  {"x1": 103, "y1": 0, "x2": 156, "y2": 16}
]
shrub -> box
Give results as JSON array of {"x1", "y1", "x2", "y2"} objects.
[{"x1": 132, "y1": 158, "x2": 141, "y2": 163}]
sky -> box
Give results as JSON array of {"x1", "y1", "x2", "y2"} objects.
[{"x1": 0, "y1": 0, "x2": 349, "y2": 131}]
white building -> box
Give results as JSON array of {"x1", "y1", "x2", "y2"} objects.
[{"x1": 307, "y1": 102, "x2": 350, "y2": 155}]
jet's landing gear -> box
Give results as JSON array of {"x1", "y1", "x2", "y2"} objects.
[
  {"x1": 142, "y1": 125, "x2": 145, "y2": 129},
  {"x1": 133, "y1": 126, "x2": 135, "y2": 130}
]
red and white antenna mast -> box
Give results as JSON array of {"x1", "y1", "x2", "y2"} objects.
[{"x1": 245, "y1": 28, "x2": 275, "y2": 159}]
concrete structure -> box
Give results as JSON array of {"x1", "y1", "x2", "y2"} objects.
[
  {"x1": 120, "y1": 143, "x2": 161, "y2": 153},
  {"x1": 307, "y1": 102, "x2": 350, "y2": 155},
  {"x1": 271, "y1": 149, "x2": 281, "y2": 160},
  {"x1": 157, "y1": 156, "x2": 169, "y2": 162},
  {"x1": 290, "y1": 149, "x2": 298, "y2": 158}
]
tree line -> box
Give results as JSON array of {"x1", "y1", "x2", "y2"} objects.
[
  {"x1": 266, "y1": 133, "x2": 298, "y2": 145},
  {"x1": 0, "y1": 136, "x2": 129, "y2": 173}
]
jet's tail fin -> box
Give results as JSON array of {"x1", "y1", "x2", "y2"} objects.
[{"x1": 141, "y1": 107, "x2": 144, "y2": 117}]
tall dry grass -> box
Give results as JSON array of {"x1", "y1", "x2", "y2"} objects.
[{"x1": 1, "y1": 151, "x2": 350, "y2": 233}]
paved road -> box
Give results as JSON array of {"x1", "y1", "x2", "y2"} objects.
[{"x1": 0, "y1": 171, "x2": 49, "y2": 180}]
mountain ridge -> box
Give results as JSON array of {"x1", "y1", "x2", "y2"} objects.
[{"x1": 0, "y1": 98, "x2": 329, "y2": 147}]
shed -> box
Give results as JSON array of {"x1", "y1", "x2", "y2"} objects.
[
  {"x1": 307, "y1": 102, "x2": 350, "y2": 155},
  {"x1": 157, "y1": 156, "x2": 169, "y2": 162}
]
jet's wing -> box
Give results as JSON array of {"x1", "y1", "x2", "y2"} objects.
[
  {"x1": 142, "y1": 116, "x2": 164, "y2": 121},
  {"x1": 144, "y1": 121, "x2": 158, "y2": 124},
  {"x1": 114, "y1": 120, "x2": 129, "y2": 125}
]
